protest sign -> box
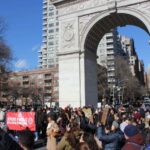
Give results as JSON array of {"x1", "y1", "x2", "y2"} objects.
[
  {"x1": 6, "y1": 112, "x2": 35, "y2": 131},
  {"x1": 97, "y1": 102, "x2": 101, "y2": 108},
  {"x1": 101, "y1": 108, "x2": 109, "y2": 125},
  {"x1": 82, "y1": 108, "x2": 92, "y2": 118}
]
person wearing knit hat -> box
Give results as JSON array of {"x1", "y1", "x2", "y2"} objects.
[
  {"x1": 111, "y1": 121, "x2": 119, "y2": 131},
  {"x1": 122, "y1": 125, "x2": 144, "y2": 150},
  {"x1": 124, "y1": 125, "x2": 139, "y2": 137}
]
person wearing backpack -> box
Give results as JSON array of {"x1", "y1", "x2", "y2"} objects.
[{"x1": 122, "y1": 125, "x2": 145, "y2": 150}]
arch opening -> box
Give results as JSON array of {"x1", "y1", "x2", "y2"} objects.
[{"x1": 84, "y1": 13, "x2": 150, "y2": 52}]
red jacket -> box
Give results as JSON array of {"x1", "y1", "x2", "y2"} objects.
[
  {"x1": 122, "y1": 133, "x2": 144, "y2": 150},
  {"x1": 133, "y1": 113, "x2": 142, "y2": 120}
]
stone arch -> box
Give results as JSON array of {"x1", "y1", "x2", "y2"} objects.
[
  {"x1": 81, "y1": 7, "x2": 150, "y2": 52},
  {"x1": 51, "y1": 0, "x2": 150, "y2": 108}
]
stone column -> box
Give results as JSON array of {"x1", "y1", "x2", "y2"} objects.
[
  {"x1": 58, "y1": 17, "x2": 98, "y2": 108},
  {"x1": 84, "y1": 50, "x2": 98, "y2": 107},
  {"x1": 59, "y1": 52, "x2": 82, "y2": 107},
  {"x1": 58, "y1": 17, "x2": 82, "y2": 108}
]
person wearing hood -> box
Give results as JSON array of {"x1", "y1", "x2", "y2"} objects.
[{"x1": 122, "y1": 125, "x2": 144, "y2": 150}]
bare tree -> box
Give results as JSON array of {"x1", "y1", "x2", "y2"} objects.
[
  {"x1": 0, "y1": 42, "x2": 12, "y2": 70},
  {"x1": 7, "y1": 81, "x2": 22, "y2": 105},
  {"x1": 115, "y1": 56, "x2": 146, "y2": 102},
  {"x1": 97, "y1": 64, "x2": 108, "y2": 100},
  {"x1": 0, "y1": 18, "x2": 6, "y2": 41},
  {"x1": 0, "y1": 18, "x2": 11, "y2": 70},
  {"x1": 0, "y1": 18, "x2": 12, "y2": 102}
]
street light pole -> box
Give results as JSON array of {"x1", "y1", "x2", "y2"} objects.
[{"x1": 113, "y1": 85, "x2": 115, "y2": 106}]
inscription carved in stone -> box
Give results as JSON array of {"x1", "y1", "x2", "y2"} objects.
[{"x1": 58, "y1": 0, "x2": 121, "y2": 16}]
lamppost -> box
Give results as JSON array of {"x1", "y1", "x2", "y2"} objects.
[
  {"x1": 117, "y1": 87, "x2": 121, "y2": 104},
  {"x1": 112, "y1": 85, "x2": 116, "y2": 105},
  {"x1": 117, "y1": 79, "x2": 129, "y2": 103}
]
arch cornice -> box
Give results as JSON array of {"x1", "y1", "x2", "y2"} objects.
[{"x1": 80, "y1": 7, "x2": 150, "y2": 51}]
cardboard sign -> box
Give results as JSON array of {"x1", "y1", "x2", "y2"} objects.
[
  {"x1": 82, "y1": 108, "x2": 92, "y2": 118},
  {"x1": 6, "y1": 112, "x2": 35, "y2": 131},
  {"x1": 97, "y1": 102, "x2": 101, "y2": 108},
  {"x1": 101, "y1": 108, "x2": 109, "y2": 125}
]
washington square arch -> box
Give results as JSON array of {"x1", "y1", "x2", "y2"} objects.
[{"x1": 51, "y1": 0, "x2": 150, "y2": 108}]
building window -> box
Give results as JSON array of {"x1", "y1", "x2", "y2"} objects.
[
  {"x1": 49, "y1": 35, "x2": 54, "y2": 39},
  {"x1": 49, "y1": 42, "x2": 54, "y2": 45},
  {"x1": 49, "y1": 23, "x2": 54, "y2": 27},
  {"x1": 49, "y1": 29, "x2": 54, "y2": 33},
  {"x1": 38, "y1": 74, "x2": 43, "y2": 79},
  {"x1": 56, "y1": 22, "x2": 59, "y2": 26},
  {"x1": 49, "y1": 12, "x2": 54, "y2": 16},
  {"x1": 37, "y1": 81, "x2": 43, "y2": 86},
  {"x1": 49, "y1": 7, "x2": 54, "y2": 11},
  {"x1": 56, "y1": 28, "x2": 59, "y2": 32}
]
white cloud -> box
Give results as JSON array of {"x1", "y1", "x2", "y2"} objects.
[
  {"x1": 15, "y1": 59, "x2": 28, "y2": 69},
  {"x1": 31, "y1": 44, "x2": 40, "y2": 52}
]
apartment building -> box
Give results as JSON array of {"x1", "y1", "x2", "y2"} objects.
[
  {"x1": 8, "y1": 67, "x2": 59, "y2": 106},
  {"x1": 120, "y1": 36, "x2": 145, "y2": 85},
  {"x1": 97, "y1": 29, "x2": 125, "y2": 87},
  {"x1": 39, "y1": 0, "x2": 59, "y2": 68},
  {"x1": 145, "y1": 68, "x2": 150, "y2": 93}
]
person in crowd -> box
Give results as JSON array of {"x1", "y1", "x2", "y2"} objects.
[
  {"x1": 145, "y1": 110, "x2": 150, "y2": 119},
  {"x1": 57, "y1": 121, "x2": 80, "y2": 150},
  {"x1": 133, "y1": 110, "x2": 142, "y2": 120},
  {"x1": 0, "y1": 108, "x2": 6, "y2": 123},
  {"x1": 46, "y1": 112, "x2": 59, "y2": 150},
  {"x1": 18, "y1": 129, "x2": 34, "y2": 150},
  {"x1": 80, "y1": 132, "x2": 101, "y2": 150},
  {"x1": 35, "y1": 108, "x2": 43, "y2": 140},
  {"x1": 1, "y1": 101, "x2": 150, "y2": 150},
  {"x1": 41, "y1": 108, "x2": 47, "y2": 138},
  {"x1": 97, "y1": 121, "x2": 124, "y2": 150},
  {"x1": 0, "y1": 128, "x2": 22, "y2": 150},
  {"x1": 30, "y1": 108, "x2": 39, "y2": 141},
  {"x1": 79, "y1": 142, "x2": 90, "y2": 150},
  {"x1": 107, "y1": 108, "x2": 115, "y2": 126},
  {"x1": 0, "y1": 108, "x2": 6, "y2": 131},
  {"x1": 122, "y1": 124, "x2": 144, "y2": 150},
  {"x1": 78, "y1": 110, "x2": 89, "y2": 131}
]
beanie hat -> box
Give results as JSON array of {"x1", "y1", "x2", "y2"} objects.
[
  {"x1": 124, "y1": 125, "x2": 139, "y2": 137},
  {"x1": 112, "y1": 121, "x2": 119, "y2": 129}
]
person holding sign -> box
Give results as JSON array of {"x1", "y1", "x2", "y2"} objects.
[{"x1": 97, "y1": 120, "x2": 124, "y2": 150}]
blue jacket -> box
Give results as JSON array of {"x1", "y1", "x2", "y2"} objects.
[{"x1": 97, "y1": 126, "x2": 124, "y2": 150}]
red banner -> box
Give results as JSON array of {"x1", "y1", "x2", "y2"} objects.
[{"x1": 6, "y1": 112, "x2": 35, "y2": 131}]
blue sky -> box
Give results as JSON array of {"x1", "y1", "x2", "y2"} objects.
[
  {"x1": 0, "y1": 0, "x2": 43, "y2": 71},
  {"x1": 0, "y1": 0, "x2": 149, "y2": 71},
  {"x1": 118, "y1": 26, "x2": 150, "y2": 71}
]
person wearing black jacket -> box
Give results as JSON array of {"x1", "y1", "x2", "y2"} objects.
[{"x1": 0, "y1": 128, "x2": 22, "y2": 150}]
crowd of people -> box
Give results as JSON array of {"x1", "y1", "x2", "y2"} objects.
[{"x1": 0, "y1": 103, "x2": 150, "y2": 150}]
